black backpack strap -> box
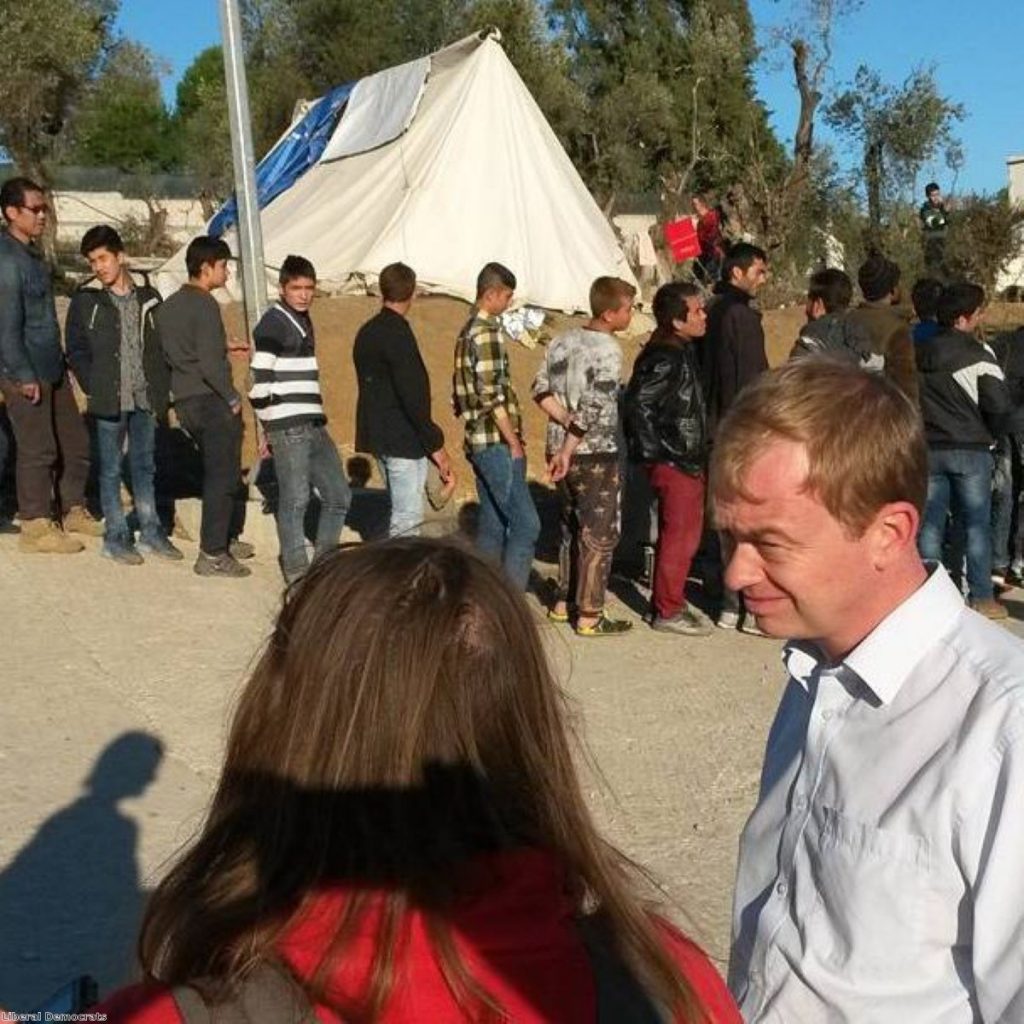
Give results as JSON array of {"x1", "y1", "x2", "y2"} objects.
[
  {"x1": 173, "y1": 964, "x2": 318, "y2": 1024},
  {"x1": 576, "y1": 915, "x2": 669, "y2": 1024}
]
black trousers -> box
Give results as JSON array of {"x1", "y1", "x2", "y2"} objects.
[{"x1": 175, "y1": 394, "x2": 245, "y2": 555}]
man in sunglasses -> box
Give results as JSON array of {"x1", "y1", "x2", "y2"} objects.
[{"x1": 0, "y1": 177, "x2": 100, "y2": 552}]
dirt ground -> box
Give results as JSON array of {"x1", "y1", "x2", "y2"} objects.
[{"x1": 2, "y1": 294, "x2": 1023, "y2": 1010}]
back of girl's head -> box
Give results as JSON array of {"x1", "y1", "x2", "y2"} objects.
[
  {"x1": 142, "y1": 544, "x2": 582, "y2": 970},
  {"x1": 140, "y1": 539, "x2": 704, "y2": 1020},
  {"x1": 231, "y1": 538, "x2": 571, "y2": 842}
]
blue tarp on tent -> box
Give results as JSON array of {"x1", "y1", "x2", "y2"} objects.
[{"x1": 209, "y1": 81, "x2": 355, "y2": 238}]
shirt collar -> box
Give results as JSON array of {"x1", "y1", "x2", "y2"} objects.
[{"x1": 782, "y1": 564, "x2": 964, "y2": 705}]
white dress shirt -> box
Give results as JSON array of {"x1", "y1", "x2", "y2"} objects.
[{"x1": 729, "y1": 566, "x2": 1024, "y2": 1023}]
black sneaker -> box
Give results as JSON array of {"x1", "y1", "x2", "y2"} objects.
[
  {"x1": 229, "y1": 539, "x2": 255, "y2": 560},
  {"x1": 137, "y1": 535, "x2": 185, "y2": 561},
  {"x1": 651, "y1": 607, "x2": 713, "y2": 636},
  {"x1": 101, "y1": 540, "x2": 144, "y2": 566},
  {"x1": 194, "y1": 551, "x2": 252, "y2": 578},
  {"x1": 575, "y1": 613, "x2": 633, "y2": 637}
]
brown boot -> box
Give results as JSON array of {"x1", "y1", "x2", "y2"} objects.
[
  {"x1": 18, "y1": 518, "x2": 85, "y2": 554},
  {"x1": 63, "y1": 505, "x2": 104, "y2": 537},
  {"x1": 972, "y1": 597, "x2": 1009, "y2": 621}
]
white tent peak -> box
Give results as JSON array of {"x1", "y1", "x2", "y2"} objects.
[{"x1": 158, "y1": 30, "x2": 634, "y2": 313}]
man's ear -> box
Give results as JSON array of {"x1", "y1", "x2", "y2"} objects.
[{"x1": 868, "y1": 501, "x2": 920, "y2": 569}]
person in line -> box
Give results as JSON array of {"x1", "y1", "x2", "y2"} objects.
[
  {"x1": 790, "y1": 268, "x2": 878, "y2": 368},
  {"x1": 915, "y1": 282, "x2": 1023, "y2": 619},
  {"x1": 0, "y1": 176, "x2": 100, "y2": 553},
  {"x1": 353, "y1": 262, "x2": 454, "y2": 537},
  {"x1": 97, "y1": 538, "x2": 741, "y2": 1023},
  {"x1": 990, "y1": 322, "x2": 1024, "y2": 587},
  {"x1": 157, "y1": 236, "x2": 253, "y2": 579},
  {"x1": 716, "y1": 358, "x2": 1024, "y2": 1023},
  {"x1": 910, "y1": 276, "x2": 943, "y2": 343},
  {"x1": 249, "y1": 255, "x2": 350, "y2": 584},
  {"x1": 0, "y1": 405, "x2": 15, "y2": 533},
  {"x1": 920, "y1": 181, "x2": 951, "y2": 278},
  {"x1": 702, "y1": 242, "x2": 769, "y2": 633},
  {"x1": 624, "y1": 282, "x2": 714, "y2": 636},
  {"x1": 846, "y1": 251, "x2": 918, "y2": 402},
  {"x1": 452, "y1": 262, "x2": 540, "y2": 590},
  {"x1": 65, "y1": 225, "x2": 182, "y2": 566},
  {"x1": 692, "y1": 193, "x2": 726, "y2": 286},
  {"x1": 532, "y1": 275, "x2": 635, "y2": 637}
]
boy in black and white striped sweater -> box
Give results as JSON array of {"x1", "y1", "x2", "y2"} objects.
[{"x1": 250, "y1": 255, "x2": 350, "y2": 583}]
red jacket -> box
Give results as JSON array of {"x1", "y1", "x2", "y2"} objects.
[{"x1": 98, "y1": 849, "x2": 740, "y2": 1022}]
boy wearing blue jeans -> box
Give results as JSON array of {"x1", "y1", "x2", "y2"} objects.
[
  {"x1": 250, "y1": 255, "x2": 350, "y2": 583},
  {"x1": 452, "y1": 263, "x2": 539, "y2": 590}
]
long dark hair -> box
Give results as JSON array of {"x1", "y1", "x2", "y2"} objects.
[{"x1": 139, "y1": 539, "x2": 703, "y2": 1021}]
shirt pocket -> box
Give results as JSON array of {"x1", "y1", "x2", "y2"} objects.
[{"x1": 807, "y1": 806, "x2": 931, "y2": 974}]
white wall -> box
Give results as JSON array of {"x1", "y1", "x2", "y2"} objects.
[{"x1": 53, "y1": 191, "x2": 209, "y2": 249}]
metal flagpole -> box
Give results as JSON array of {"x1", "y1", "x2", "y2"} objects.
[
  {"x1": 218, "y1": 0, "x2": 268, "y2": 331},
  {"x1": 219, "y1": 0, "x2": 269, "y2": 497}
]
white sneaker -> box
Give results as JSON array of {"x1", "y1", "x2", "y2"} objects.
[{"x1": 717, "y1": 608, "x2": 740, "y2": 630}]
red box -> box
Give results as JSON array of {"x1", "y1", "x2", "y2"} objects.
[{"x1": 664, "y1": 217, "x2": 701, "y2": 262}]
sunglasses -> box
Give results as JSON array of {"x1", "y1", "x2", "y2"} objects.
[{"x1": 21, "y1": 204, "x2": 47, "y2": 215}]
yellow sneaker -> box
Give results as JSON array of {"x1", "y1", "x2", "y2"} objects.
[
  {"x1": 18, "y1": 518, "x2": 84, "y2": 554},
  {"x1": 63, "y1": 505, "x2": 104, "y2": 537}
]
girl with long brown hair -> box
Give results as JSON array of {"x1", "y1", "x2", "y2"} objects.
[{"x1": 99, "y1": 538, "x2": 739, "y2": 1022}]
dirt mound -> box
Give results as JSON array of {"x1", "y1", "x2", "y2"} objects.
[{"x1": 221, "y1": 294, "x2": 815, "y2": 497}]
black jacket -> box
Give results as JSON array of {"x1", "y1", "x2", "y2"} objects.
[
  {"x1": 65, "y1": 272, "x2": 170, "y2": 419},
  {"x1": 702, "y1": 284, "x2": 767, "y2": 435},
  {"x1": 990, "y1": 328, "x2": 1024, "y2": 408},
  {"x1": 353, "y1": 307, "x2": 444, "y2": 459},
  {"x1": 623, "y1": 334, "x2": 707, "y2": 476},
  {"x1": 790, "y1": 312, "x2": 876, "y2": 366},
  {"x1": 916, "y1": 328, "x2": 1024, "y2": 449},
  {"x1": 156, "y1": 284, "x2": 239, "y2": 406}
]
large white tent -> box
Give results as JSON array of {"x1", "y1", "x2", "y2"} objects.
[{"x1": 158, "y1": 30, "x2": 636, "y2": 313}]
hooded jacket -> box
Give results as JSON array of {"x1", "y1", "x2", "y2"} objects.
[
  {"x1": 915, "y1": 328, "x2": 1023, "y2": 449},
  {"x1": 790, "y1": 312, "x2": 880, "y2": 368},
  {"x1": 846, "y1": 301, "x2": 918, "y2": 402},
  {"x1": 65, "y1": 271, "x2": 170, "y2": 419},
  {"x1": 624, "y1": 334, "x2": 708, "y2": 476},
  {"x1": 0, "y1": 230, "x2": 64, "y2": 384},
  {"x1": 702, "y1": 284, "x2": 768, "y2": 435}
]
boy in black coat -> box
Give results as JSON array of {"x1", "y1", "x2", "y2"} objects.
[{"x1": 66, "y1": 225, "x2": 181, "y2": 565}]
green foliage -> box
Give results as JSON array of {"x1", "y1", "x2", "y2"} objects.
[
  {"x1": 825, "y1": 65, "x2": 963, "y2": 239},
  {"x1": 176, "y1": 46, "x2": 225, "y2": 121},
  {"x1": 548, "y1": 0, "x2": 781, "y2": 207},
  {"x1": 70, "y1": 41, "x2": 181, "y2": 172},
  {"x1": 945, "y1": 193, "x2": 1024, "y2": 293},
  {"x1": 0, "y1": 0, "x2": 116, "y2": 183}
]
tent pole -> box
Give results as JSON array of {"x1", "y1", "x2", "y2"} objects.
[{"x1": 219, "y1": 0, "x2": 268, "y2": 333}]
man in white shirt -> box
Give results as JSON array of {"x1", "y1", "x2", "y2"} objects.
[{"x1": 712, "y1": 357, "x2": 1024, "y2": 1023}]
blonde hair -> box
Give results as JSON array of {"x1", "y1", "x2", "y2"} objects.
[
  {"x1": 710, "y1": 357, "x2": 926, "y2": 535},
  {"x1": 589, "y1": 276, "x2": 636, "y2": 318}
]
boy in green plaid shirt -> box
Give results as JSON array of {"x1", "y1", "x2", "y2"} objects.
[{"x1": 452, "y1": 263, "x2": 540, "y2": 589}]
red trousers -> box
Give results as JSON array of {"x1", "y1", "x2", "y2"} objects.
[{"x1": 646, "y1": 462, "x2": 705, "y2": 619}]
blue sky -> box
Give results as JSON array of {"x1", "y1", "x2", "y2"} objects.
[{"x1": 118, "y1": 0, "x2": 1021, "y2": 195}]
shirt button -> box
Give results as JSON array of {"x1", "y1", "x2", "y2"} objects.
[
  {"x1": 794, "y1": 795, "x2": 807, "y2": 812},
  {"x1": 822, "y1": 709, "x2": 834, "y2": 721},
  {"x1": 776, "y1": 881, "x2": 788, "y2": 896}
]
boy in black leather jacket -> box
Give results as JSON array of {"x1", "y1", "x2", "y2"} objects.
[{"x1": 623, "y1": 282, "x2": 713, "y2": 636}]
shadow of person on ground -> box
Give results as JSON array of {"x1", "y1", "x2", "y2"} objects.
[{"x1": 0, "y1": 732, "x2": 163, "y2": 1011}]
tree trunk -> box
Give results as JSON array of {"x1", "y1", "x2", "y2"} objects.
[{"x1": 865, "y1": 140, "x2": 883, "y2": 248}]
